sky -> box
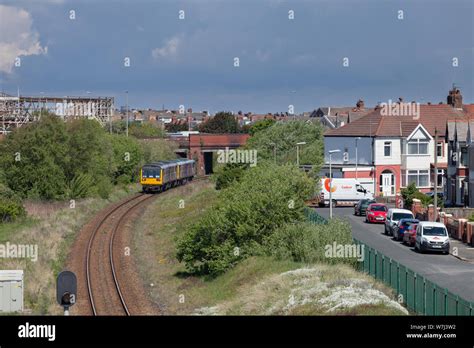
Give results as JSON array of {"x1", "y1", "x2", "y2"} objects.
[{"x1": 0, "y1": 0, "x2": 473, "y2": 113}]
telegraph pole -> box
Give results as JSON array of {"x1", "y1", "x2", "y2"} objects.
[{"x1": 434, "y1": 128, "x2": 438, "y2": 221}]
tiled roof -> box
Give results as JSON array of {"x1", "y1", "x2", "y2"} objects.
[{"x1": 325, "y1": 104, "x2": 467, "y2": 138}]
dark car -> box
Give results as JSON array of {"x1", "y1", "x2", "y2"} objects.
[
  {"x1": 393, "y1": 218, "x2": 419, "y2": 241},
  {"x1": 354, "y1": 199, "x2": 376, "y2": 216}
]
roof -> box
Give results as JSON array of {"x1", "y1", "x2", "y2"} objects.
[
  {"x1": 325, "y1": 104, "x2": 467, "y2": 138},
  {"x1": 418, "y1": 221, "x2": 446, "y2": 227}
]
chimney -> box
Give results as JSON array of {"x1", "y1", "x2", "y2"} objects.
[
  {"x1": 356, "y1": 99, "x2": 365, "y2": 109},
  {"x1": 447, "y1": 87, "x2": 463, "y2": 108}
]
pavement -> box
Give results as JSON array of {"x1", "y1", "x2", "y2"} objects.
[{"x1": 316, "y1": 207, "x2": 474, "y2": 302}]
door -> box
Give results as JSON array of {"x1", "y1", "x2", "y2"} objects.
[{"x1": 381, "y1": 173, "x2": 394, "y2": 196}]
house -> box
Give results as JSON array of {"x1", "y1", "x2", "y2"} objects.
[
  {"x1": 323, "y1": 91, "x2": 467, "y2": 197},
  {"x1": 310, "y1": 100, "x2": 372, "y2": 129}
]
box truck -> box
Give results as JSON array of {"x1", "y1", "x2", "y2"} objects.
[{"x1": 319, "y1": 178, "x2": 374, "y2": 207}]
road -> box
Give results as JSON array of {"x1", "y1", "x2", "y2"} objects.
[{"x1": 316, "y1": 207, "x2": 474, "y2": 302}]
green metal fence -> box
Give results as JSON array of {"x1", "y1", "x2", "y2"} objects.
[
  {"x1": 304, "y1": 207, "x2": 328, "y2": 224},
  {"x1": 304, "y1": 208, "x2": 474, "y2": 315},
  {"x1": 353, "y1": 239, "x2": 474, "y2": 316}
]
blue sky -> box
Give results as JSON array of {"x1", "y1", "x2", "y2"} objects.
[{"x1": 0, "y1": 0, "x2": 472, "y2": 113}]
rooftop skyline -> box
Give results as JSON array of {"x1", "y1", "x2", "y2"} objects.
[{"x1": 0, "y1": 0, "x2": 473, "y2": 113}]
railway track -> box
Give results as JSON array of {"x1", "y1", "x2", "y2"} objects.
[
  {"x1": 86, "y1": 193, "x2": 153, "y2": 315},
  {"x1": 71, "y1": 176, "x2": 209, "y2": 316}
]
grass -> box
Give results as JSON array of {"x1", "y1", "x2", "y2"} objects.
[
  {"x1": 134, "y1": 180, "x2": 408, "y2": 316},
  {"x1": 0, "y1": 184, "x2": 141, "y2": 315}
]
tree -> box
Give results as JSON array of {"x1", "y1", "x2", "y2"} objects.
[
  {"x1": 129, "y1": 122, "x2": 165, "y2": 138},
  {"x1": 248, "y1": 118, "x2": 276, "y2": 136},
  {"x1": 245, "y1": 120, "x2": 324, "y2": 170},
  {"x1": 198, "y1": 111, "x2": 240, "y2": 133},
  {"x1": 165, "y1": 122, "x2": 189, "y2": 133},
  {"x1": 0, "y1": 114, "x2": 70, "y2": 199}
]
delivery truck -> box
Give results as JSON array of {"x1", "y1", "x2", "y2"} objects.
[{"x1": 319, "y1": 178, "x2": 374, "y2": 207}]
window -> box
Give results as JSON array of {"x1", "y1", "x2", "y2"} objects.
[
  {"x1": 437, "y1": 142, "x2": 443, "y2": 157},
  {"x1": 436, "y1": 169, "x2": 444, "y2": 187},
  {"x1": 384, "y1": 142, "x2": 391, "y2": 157},
  {"x1": 407, "y1": 139, "x2": 429, "y2": 155},
  {"x1": 461, "y1": 147, "x2": 468, "y2": 166},
  {"x1": 407, "y1": 170, "x2": 429, "y2": 187}
]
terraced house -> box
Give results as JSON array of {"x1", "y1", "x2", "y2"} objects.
[{"x1": 323, "y1": 88, "x2": 471, "y2": 198}]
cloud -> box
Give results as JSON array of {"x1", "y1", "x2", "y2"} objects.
[
  {"x1": 151, "y1": 36, "x2": 181, "y2": 60},
  {"x1": 0, "y1": 5, "x2": 47, "y2": 74}
]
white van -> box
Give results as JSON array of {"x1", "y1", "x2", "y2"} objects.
[
  {"x1": 415, "y1": 221, "x2": 450, "y2": 254},
  {"x1": 384, "y1": 208, "x2": 414, "y2": 236},
  {"x1": 319, "y1": 178, "x2": 374, "y2": 207}
]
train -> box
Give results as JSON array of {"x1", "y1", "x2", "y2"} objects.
[{"x1": 140, "y1": 158, "x2": 196, "y2": 193}]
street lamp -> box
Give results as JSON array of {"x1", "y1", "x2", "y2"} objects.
[
  {"x1": 355, "y1": 137, "x2": 362, "y2": 180},
  {"x1": 296, "y1": 141, "x2": 306, "y2": 166},
  {"x1": 328, "y1": 149, "x2": 341, "y2": 219},
  {"x1": 40, "y1": 92, "x2": 44, "y2": 119},
  {"x1": 269, "y1": 142, "x2": 277, "y2": 164},
  {"x1": 125, "y1": 90, "x2": 129, "y2": 137}
]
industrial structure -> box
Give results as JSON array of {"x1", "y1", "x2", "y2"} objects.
[{"x1": 0, "y1": 92, "x2": 114, "y2": 134}]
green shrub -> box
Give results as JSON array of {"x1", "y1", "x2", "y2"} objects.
[
  {"x1": 469, "y1": 214, "x2": 474, "y2": 222},
  {"x1": 176, "y1": 162, "x2": 314, "y2": 276},
  {"x1": 0, "y1": 198, "x2": 26, "y2": 222},
  {"x1": 68, "y1": 173, "x2": 93, "y2": 199},
  {"x1": 214, "y1": 163, "x2": 246, "y2": 190},
  {"x1": 265, "y1": 220, "x2": 356, "y2": 265}
]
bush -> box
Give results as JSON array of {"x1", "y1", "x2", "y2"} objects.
[
  {"x1": 214, "y1": 163, "x2": 246, "y2": 190},
  {"x1": 0, "y1": 115, "x2": 146, "y2": 200},
  {"x1": 265, "y1": 220, "x2": 356, "y2": 265},
  {"x1": 68, "y1": 173, "x2": 93, "y2": 199},
  {"x1": 140, "y1": 139, "x2": 178, "y2": 163},
  {"x1": 401, "y1": 183, "x2": 437, "y2": 209},
  {"x1": 129, "y1": 122, "x2": 165, "y2": 138},
  {"x1": 0, "y1": 198, "x2": 26, "y2": 222},
  {"x1": 176, "y1": 162, "x2": 314, "y2": 276}
]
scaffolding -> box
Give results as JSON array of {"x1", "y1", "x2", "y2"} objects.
[{"x1": 0, "y1": 92, "x2": 114, "y2": 134}]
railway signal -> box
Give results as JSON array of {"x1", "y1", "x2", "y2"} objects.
[{"x1": 57, "y1": 271, "x2": 77, "y2": 316}]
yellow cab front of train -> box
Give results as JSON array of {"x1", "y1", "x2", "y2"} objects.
[{"x1": 140, "y1": 164, "x2": 163, "y2": 192}]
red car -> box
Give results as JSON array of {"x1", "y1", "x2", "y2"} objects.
[
  {"x1": 365, "y1": 203, "x2": 388, "y2": 223},
  {"x1": 403, "y1": 224, "x2": 418, "y2": 246}
]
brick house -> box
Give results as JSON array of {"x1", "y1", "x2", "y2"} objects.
[{"x1": 324, "y1": 98, "x2": 466, "y2": 197}]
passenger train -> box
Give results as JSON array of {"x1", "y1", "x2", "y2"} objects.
[{"x1": 140, "y1": 158, "x2": 196, "y2": 193}]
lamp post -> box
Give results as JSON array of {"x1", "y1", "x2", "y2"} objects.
[
  {"x1": 355, "y1": 137, "x2": 362, "y2": 180},
  {"x1": 125, "y1": 90, "x2": 129, "y2": 137},
  {"x1": 296, "y1": 141, "x2": 306, "y2": 167},
  {"x1": 328, "y1": 149, "x2": 341, "y2": 219},
  {"x1": 269, "y1": 142, "x2": 277, "y2": 164}
]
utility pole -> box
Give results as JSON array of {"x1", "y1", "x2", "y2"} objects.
[
  {"x1": 434, "y1": 128, "x2": 438, "y2": 221},
  {"x1": 328, "y1": 149, "x2": 341, "y2": 219},
  {"x1": 355, "y1": 137, "x2": 361, "y2": 180},
  {"x1": 125, "y1": 91, "x2": 129, "y2": 137}
]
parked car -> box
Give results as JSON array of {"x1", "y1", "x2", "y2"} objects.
[
  {"x1": 365, "y1": 203, "x2": 388, "y2": 223},
  {"x1": 403, "y1": 224, "x2": 418, "y2": 246},
  {"x1": 354, "y1": 199, "x2": 377, "y2": 216},
  {"x1": 393, "y1": 218, "x2": 419, "y2": 241},
  {"x1": 319, "y1": 178, "x2": 374, "y2": 207},
  {"x1": 384, "y1": 208, "x2": 414, "y2": 236},
  {"x1": 415, "y1": 221, "x2": 450, "y2": 254},
  {"x1": 425, "y1": 191, "x2": 445, "y2": 199}
]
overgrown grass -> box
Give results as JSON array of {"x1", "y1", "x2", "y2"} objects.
[{"x1": 0, "y1": 184, "x2": 141, "y2": 315}]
